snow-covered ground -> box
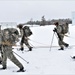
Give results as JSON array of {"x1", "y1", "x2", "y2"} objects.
[{"x1": 0, "y1": 24, "x2": 75, "y2": 75}]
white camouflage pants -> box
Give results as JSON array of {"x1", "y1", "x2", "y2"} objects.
[{"x1": 1, "y1": 45, "x2": 24, "y2": 69}]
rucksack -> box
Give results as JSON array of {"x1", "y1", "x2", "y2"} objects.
[
  {"x1": 23, "y1": 26, "x2": 33, "y2": 37},
  {"x1": 60, "y1": 23, "x2": 69, "y2": 34},
  {"x1": 2, "y1": 28, "x2": 19, "y2": 45}
]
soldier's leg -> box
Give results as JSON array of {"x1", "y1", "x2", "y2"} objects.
[
  {"x1": 7, "y1": 50, "x2": 24, "y2": 69},
  {"x1": 62, "y1": 41, "x2": 69, "y2": 47},
  {"x1": 8, "y1": 51, "x2": 24, "y2": 71},
  {"x1": 0, "y1": 52, "x2": 2, "y2": 64},
  {"x1": 20, "y1": 38, "x2": 24, "y2": 51},
  {"x1": 0, "y1": 45, "x2": 2, "y2": 64},
  {"x1": 1, "y1": 46, "x2": 7, "y2": 69},
  {"x1": 58, "y1": 36, "x2": 64, "y2": 50},
  {"x1": 61, "y1": 36, "x2": 69, "y2": 47},
  {"x1": 24, "y1": 39, "x2": 32, "y2": 51},
  {"x1": 0, "y1": 57, "x2": 2, "y2": 64}
]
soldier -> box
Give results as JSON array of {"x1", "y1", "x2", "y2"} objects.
[
  {"x1": 53, "y1": 22, "x2": 69, "y2": 50},
  {"x1": 17, "y1": 24, "x2": 32, "y2": 51},
  {"x1": 0, "y1": 28, "x2": 25, "y2": 72}
]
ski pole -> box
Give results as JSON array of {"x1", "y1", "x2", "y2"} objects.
[
  {"x1": 54, "y1": 32, "x2": 59, "y2": 40},
  {"x1": 13, "y1": 51, "x2": 29, "y2": 64},
  {"x1": 49, "y1": 32, "x2": 55, "y2": 51},
  {"x1": 29, "y1": 42, "x2": 35, "y2": 48}
]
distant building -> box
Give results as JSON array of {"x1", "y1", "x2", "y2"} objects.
[{"x1": 0, "y1": 22, "x2": 17, "y2": 29}]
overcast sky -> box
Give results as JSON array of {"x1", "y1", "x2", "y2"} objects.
[{"x1": 0, "y1": 0, "x2": 75, "y2": 24}]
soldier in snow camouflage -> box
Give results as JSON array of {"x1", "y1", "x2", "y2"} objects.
[
  {"x1": 17, "y1": 24, "x2": 32, "y2": 51},
  {"x1": 53, "y1": 22, "x2": 69, "y2": 50},
  {"x1": 0, "y1": 28, "x2": 25, "y2": 72}
]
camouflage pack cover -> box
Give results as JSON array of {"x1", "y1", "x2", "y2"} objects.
[
  {"x1": 2, "y1": 28, "x2": 19, "y2": 45},
  {"x1": 23, "y1": 26, "x2": 32, "y2": 37},
  {"x1": 60, "y1": 23, "x2": 69, "y2": 34}
]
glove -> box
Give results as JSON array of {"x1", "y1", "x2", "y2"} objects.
[{"x1": 53, "y1": 28, "x2": 57, "y2": 32}]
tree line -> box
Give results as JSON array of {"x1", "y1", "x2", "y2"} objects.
[{"x1": 26, "y1": 16, "x2": 72, "y2": 26}]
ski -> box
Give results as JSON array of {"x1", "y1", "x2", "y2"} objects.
[
  {"x1": 24, "y1": 50, "x2": 32, "y2": 52},
  {"x1": 17, "y1": 49, "x2": 30, "y2": 52},
  {"x1": 64, "y1": 46, "x2": 73, "y2": 49},
  {"x1": 12, "y1": 70, "x2": 26, "y2": 72}
]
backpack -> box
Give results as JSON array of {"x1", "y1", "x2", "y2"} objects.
[
  {"x1": 60, "y1": 23, "x2": 69, "y2": 34},
  {"x1": 23, "y1": 26, "x2": 33, "y2": 37},
  {"x1": 2, "y1": 28, "x2": 19, "y2": 45}
]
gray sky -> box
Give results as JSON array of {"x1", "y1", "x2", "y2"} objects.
[{"x1": 0, "y1": 0, "x2": 75, "y2": 24}]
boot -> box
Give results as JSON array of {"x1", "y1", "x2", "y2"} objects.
[
  {"x1": 65, "y1": 44, "x2": 69, "y2": 47},
  {"x1": 27, "y1": 47, "x2": 32, "y2": 52},
  {"x1": 17, "y1": 67, "x2": 25, "y2": 72},
  {"x1": 20, "y1": 47, "x2": 24, "y2": 51},
  {"x1": 58, "y1": 47, "x2": 64, "y2": 50},
  {"x1": 72, "y1": 56, "x2": 75, "y2": 59},
  {"x1": 0, "y1": 67, "x2": 6, "y2": 70},
  {"x1": 29, "y1": 47, "x2": 32, "y2": 51}
]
